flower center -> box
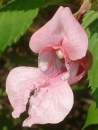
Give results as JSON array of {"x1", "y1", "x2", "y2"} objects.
[
  {"x1": 38, "y1": 48, "x2": 65, "y2": 76},
  {"x1": 56, "y1": 50, "x2": 64, "y2": 59}
]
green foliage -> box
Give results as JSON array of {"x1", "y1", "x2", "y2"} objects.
[
  {"x1": 93, "y1": 88, "x2": 98, "y2": 108},
  {"x1": 82, "y1": 102, "x2": 98, "y2": 130},
  {"x1": 87, "y1": 20, "x2": 98, "y2": 92},
  {"x1": 0, "y1": 0, "x2": 44, "y2": 54},
  {"x1": 83, "y1": 11, "x2": 98, "y2": 107},
  {"x1": 82, "y1": 10, "x2": 98, "y2": 29},
  {"x1": 87, "y1": 19, "x2": 98, "y2": 91}
]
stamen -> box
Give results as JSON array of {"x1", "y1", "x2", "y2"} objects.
[{"x1": 56, "y1": 50, "x2": 64, "y2": 59}]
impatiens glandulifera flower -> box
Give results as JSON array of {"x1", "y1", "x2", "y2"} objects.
[{"x1": 6, "y1": 6, "x2": 89, "y2": 127}]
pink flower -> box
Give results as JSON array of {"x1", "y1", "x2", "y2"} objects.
[{"x1": 6, "y1": 6, "x2": 88, "y2": 127}]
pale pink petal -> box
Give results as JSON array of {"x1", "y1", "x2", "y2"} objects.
[
  {"x1": 68, "y1": 60, "x2": 85, "y2": 85},
  {"x1": 62, "y1": 7, "x2": 88, "y2": 60},
  {"x1": 23, "y1": 81, "x2": 73, "y2": 127},
  {"x1": 29, "y1": 6, "x2": 65, "y2": 53},
  {"x1": 29, "y1": 6, "x2": 88, "y2": 60},
  {"x1": 6, "y1": 67, "x2": 47, "y2": 118},
  {"x1": 68, "y1": 71, "x2": 85, "y2": 85},
  {"x1": 68, "y1": 61, "x2": 79, "y2": 78},
  {"x1": 68, "y1": 52, "x2": 91, "y2": 84}
]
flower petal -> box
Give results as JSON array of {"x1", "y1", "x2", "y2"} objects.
[
  {"x1": 23, "y1": 81, "x2": 73, "y2": 127},
  {"x1": 68, "y1": 51, "x2": 91, "y2": 84},
  {"x1": 6, "y1": 67, "x2": 47, "y2": 118},
  {"x1": 29, "y1": 6, "x2": 65, "y2": 53},
  {"x1": 62, "y1": 8, "x2": 88, "y2": 60},
  {"x1": 68, "y1": 60, "x2": 85, "y2": 85},
  {"x1": 68, "y1": 61, "x2": 82, "y2": 84},
  {"x1": 29, "y1": 6, "x2": 88, "y2": 60}
]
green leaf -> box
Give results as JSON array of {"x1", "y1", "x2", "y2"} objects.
[
  {"x1": 0, "y1": 0, "x2": 45, "y2": 54},
  {"x1": 93, "y1": 88, "x2": 98, "y2": 108},
  {"x1": 82, "y1": 10, "x2": 98, "y2": 29},
  {"x1": 82, "y1": 102, "x2": 98, "y2": 130},
  {"x1": 85, "y1": 19, "x2": 98, "y2": 106}
]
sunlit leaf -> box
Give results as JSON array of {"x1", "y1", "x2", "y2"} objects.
[
  {"x1": 82, "y1": 10, "x2": 98, "y2": 29},
  {"x1": 0, "y1": 0, "x2": 44, "y2": 54},
  {"x1": 85, "y1": 18, "x2": 98, "y2": 106},
  {"x1": 82, "y1": 102, "x2": 98, "y2": 130}
]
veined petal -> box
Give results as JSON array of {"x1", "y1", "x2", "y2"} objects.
[
  {"x1": 6, "y1": 67, "x2": 47, "y2": 118},
  {"x1": 29, "y1": 6, "x2": 65, "y2": 53},
  {"x1": 23, "y1": 81, "x2": 73, "y2": 127},
  {"x1": 29, "y1": 6, "x2": 88, "y2": 61},
  {"x1": 62, "y1": 7, "x2": 88, "y2": 60}
]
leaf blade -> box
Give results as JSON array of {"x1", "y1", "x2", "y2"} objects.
[
  {"x1": 82, "y1": 10, "x2": 98, "y2": 29},
  {"x1": 0, "y1": 0, "x2": 45, "y2": 54},
  {"x1": 82, "y1": 102, "x2": 98, "y2": 130}
]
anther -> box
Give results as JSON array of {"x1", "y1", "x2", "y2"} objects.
[{"x1": 56, "y1": 50, "x2": 64, "y2": 59}]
